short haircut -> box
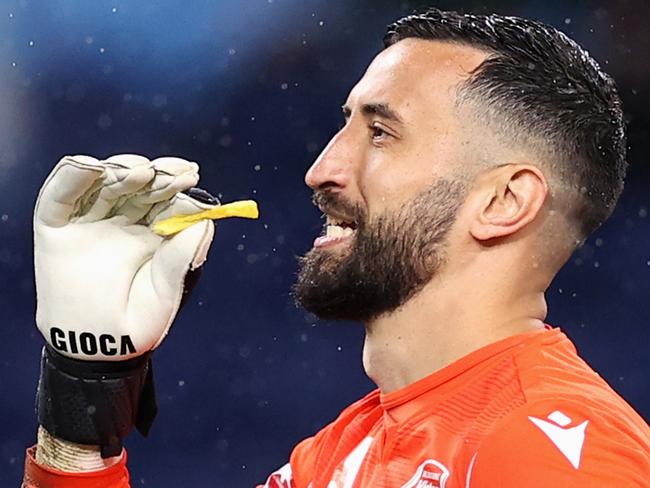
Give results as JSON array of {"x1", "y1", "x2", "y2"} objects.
[{"x1": 385, "y1": 8, "x2": 627, "y2": 239}]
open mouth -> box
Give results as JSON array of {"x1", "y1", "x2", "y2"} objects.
[{"x1": 312, "y1": 211, "x2": 358, "y2": 249}]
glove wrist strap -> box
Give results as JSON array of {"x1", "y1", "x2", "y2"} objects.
[{"x1": 37, "y1": 345, "x2": 158, "y2": 458}]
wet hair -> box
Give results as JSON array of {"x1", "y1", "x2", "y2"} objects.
[{"x1": 385, "y1": 8, "x2": 627, "y2": 239}]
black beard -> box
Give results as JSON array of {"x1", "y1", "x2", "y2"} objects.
[{"x1": 293, "y1": 179, "x2": 467, "y2": 322}]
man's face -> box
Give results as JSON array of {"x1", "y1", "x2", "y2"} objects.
[{"x1": 294, "y1": 39, "x2": 486, "y2": 322}]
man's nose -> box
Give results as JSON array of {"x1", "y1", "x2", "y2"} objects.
[{"x1": 304, "y1": 131, "x2": 354, "y2": 192}]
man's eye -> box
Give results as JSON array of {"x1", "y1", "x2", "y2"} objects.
[{"x1": 370, "y1": 124, "x2": 389, "y2": 140}]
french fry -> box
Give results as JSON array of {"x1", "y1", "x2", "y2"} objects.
[{"x1": 152, "y1": 200, "x2": 259, "y2": 236}]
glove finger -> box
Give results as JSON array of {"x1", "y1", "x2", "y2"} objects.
[
  {"x1": 76, "y1": 154, "x2": 155, "y2": 223},
  {"x1": 127, "y1": 220, "x2": 214, "y2": 348},
  {"x1": 115, "y1": 157, "x2": 200, "y2": 224},
  {"x1": 34, "y1": 155, "x2": 104, "y2": 227}
]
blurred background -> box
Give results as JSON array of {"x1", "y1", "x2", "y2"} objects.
[{"x1": 0, "y1": 0, "x2": 648, "y2": 485}]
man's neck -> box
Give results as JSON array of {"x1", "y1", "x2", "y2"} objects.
[{"x1": 362, "y1": 268, "x2": 548, "y2": 394}]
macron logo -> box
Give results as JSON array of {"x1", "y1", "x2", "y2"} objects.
[{"x1": 528, "y1": 410, "x2": 589, "y2": 469}]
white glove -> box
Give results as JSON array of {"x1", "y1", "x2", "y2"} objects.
[{"x1": 34, "y1": 154, "x2": 216, "y2": 361}]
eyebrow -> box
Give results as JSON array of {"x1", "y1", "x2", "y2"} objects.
[{"x1": 341, "y1": 103, "x2": 404, "y2": 124}]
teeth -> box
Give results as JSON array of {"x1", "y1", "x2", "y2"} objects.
[
  {"x1": 326, "y1": 215, "x2": 353, "y2": 227},
  {"x1": 326, "y1": 216, "x2": 343, "y2": 226},
  {"x1": 326, "y1": 225, "x2": 355, "y2": 238}
]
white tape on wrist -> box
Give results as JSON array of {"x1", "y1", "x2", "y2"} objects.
[{"x1": 35, "y1": 425, "x2": 123, "y2": 472}]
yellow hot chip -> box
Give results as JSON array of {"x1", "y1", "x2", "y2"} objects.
[{"x1": 152, "y1": 200, "x2": 259, "y2": 236}]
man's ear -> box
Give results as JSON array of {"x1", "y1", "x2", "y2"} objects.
[{"x1": 469, "y1": 165, "x2": 548, "y2": 242}]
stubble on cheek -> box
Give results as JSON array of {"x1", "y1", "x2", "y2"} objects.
[{"x1": 294, "y1": 178, "x2": 468, "y2": 322}]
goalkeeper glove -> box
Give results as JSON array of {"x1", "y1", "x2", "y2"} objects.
[{"x1": 34, "y1": 154, "x2": 216, "y2": 457}]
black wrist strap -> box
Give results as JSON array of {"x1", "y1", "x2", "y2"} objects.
[{"x1": 36, "y1": 345, "x2": 158, "y2": 458}]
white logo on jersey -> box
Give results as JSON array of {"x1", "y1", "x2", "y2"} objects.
[
  {"x1": 261, "y1": 462, "x2": 294, "y2": 488},
  {"x1": 528, "y1": 410, "x2": 589, "y2": 469},
  {"x1": 401, "y1": 459, "x2": 450, "y2": 488},
  {"x1": 327, "y1": 436, "x2": 374, "y2": 488}
]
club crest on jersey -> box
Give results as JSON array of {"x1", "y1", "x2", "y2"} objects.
[{"x1": 401, "y1": 459, "x2": 450, "y2": 488}]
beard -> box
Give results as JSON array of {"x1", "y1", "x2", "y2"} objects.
[{"x1": 293, "y1": 178, "x2": 467, "y2": 323}]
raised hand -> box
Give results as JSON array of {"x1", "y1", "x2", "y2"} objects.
[
  {"x1": 34, "y1": 154, "x2": 215, "y2": 360},
  {"x1": 33, "y1": 154, "x2": 217, "y2": 459}
]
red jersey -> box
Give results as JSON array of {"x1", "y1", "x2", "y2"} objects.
[{"x1": 23, "y1": 328, "x2": 650, "y2": 487}]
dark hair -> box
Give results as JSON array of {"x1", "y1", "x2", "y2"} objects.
[{"x1": 385, "y1": 8, "x2": 627, "y2": 239}]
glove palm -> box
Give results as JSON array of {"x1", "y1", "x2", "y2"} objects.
[{"x1": 34, "y1": 154, "x2": 215, "y2": 361}]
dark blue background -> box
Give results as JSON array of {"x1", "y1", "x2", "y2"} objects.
[{"x1": 1, "y1": 0, "x2": 648, "y2": 486}]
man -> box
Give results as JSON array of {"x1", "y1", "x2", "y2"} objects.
[{"x1": 22, "y1": 8, "x2": 649, "y2": 488}]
